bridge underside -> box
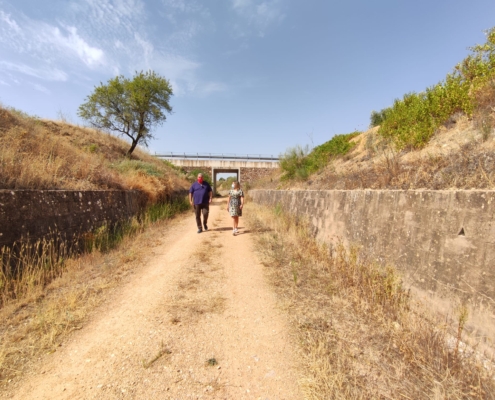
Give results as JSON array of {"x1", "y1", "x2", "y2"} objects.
[
  {"x1": 161, "y1": 158, "x2": 279, "y2": 195},
  {"x1": 212, "y1": 168, "x2": 239, "y2": 194}
]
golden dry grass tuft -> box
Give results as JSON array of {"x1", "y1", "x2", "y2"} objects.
[
  {"x1": 0, "y1": 105, "x2": 188, "y2": 203},
  {"x1": 246, "y1": 202, "x2": 495, "y2": 399}
]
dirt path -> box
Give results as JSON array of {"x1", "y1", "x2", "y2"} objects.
[{"x1": 9, "y1": 198, "x2": 302, "y2": 399}]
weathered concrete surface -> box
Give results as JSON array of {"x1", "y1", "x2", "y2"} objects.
[
  {"x1": 250, "y1": 189, "x2": 495, "y2": 308},
  {"x1": 177, "y1": 165, "x2": 278, "y2": 193},
  {"x1": 0, "y1": 190, "x2": 147, "y2": 247},
  {"x1": 164, "y1": 159, "x2": 279, "y2": 169}
]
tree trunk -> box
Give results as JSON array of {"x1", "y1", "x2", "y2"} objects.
[{"x1": 126, "y1": 140, "x2": 138, "y2": 157}]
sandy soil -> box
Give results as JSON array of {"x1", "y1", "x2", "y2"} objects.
[{"x1": 7, "y1": 198, "x2": 301, "y2": 399}]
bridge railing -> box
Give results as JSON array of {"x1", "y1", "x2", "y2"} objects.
[{"x1": 155, "y1": 152, "x2": 279, "y2": 161}]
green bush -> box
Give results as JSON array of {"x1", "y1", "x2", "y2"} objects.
[
  {"x1": 378, "y1": 26, "x2": 495, "y2": 149},
  {"x1": 280, "y1": 132, "x2": 360, "y2": 180},
  {"x1": 111, "y1": 159, "x2": 163, "y2": 177},
  {"x1": 306, "y1": 132, "x2": 360, "y2": 170},
  {"x1": 279, "y1": 145, "x2": 310, "y2": 180},
  {"x1": 370, "y1": 107, "x2": 392, "y2": 127}
]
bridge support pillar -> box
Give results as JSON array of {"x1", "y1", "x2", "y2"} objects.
[{"x1": 212, "y1": 168, "x2": 240, "y2": 195}]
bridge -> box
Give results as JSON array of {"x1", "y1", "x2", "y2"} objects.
[{"x1": 155, "y1": 153, "x2": 280, "y2": 193}]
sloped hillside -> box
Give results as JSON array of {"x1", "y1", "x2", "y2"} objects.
[
  {"x1": 267, "y1": 27, "x2": 495, "y2": 191},
  {"x1": 277, "y1": 116, "x2": 495, "y2": 191},
  {"x1": 0, "y1": 106, "x2": 189, "y2": 203}
]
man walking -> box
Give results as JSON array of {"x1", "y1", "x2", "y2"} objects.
[{"x1": 189, "y1": 173, "x2": 213, "y2": 233}]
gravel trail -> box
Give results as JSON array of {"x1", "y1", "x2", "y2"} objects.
[{"x1": 10, "y1": 198, "x2": 301, "y2": 399}]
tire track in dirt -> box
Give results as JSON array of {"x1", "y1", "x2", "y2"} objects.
[{"x1": 8, "y1": 198, "x2": 301, "y2": 399}]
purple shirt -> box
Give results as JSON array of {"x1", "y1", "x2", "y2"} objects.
[{"x1": 189, "y1": 181, "x2": 212, "y2": 205}]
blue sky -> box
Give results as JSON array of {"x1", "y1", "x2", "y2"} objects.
[{"x1": 1, "y1": 0, "x2": 494, "y2": 157}]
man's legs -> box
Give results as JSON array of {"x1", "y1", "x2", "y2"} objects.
[
  {"x1": 194, "y1": 205, "x2": 203, "y2": 230},
  {"x1": 201, "y1": 204, "x2": 209, "y2": 229}
]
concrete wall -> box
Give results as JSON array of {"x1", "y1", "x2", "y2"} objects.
[
  {"x1": 164, "y1": 159, "x2": 279, "y2": 169},
  {"x1": 249, "y1": 189, "x2": 495, "y2": 308},
  {"x1": 177, "y1": 165, "x2": 277, "y2": 192},
  {"x1": 0, "y1": 190, "x2": 147, "y2": 247}
]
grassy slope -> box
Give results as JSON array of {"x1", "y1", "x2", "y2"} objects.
[
  {"x1": 0, "y1": 106, "x2": 189, "y2": 202},
  {"x1": 255, "y1": 116, "x2": 495, "y2": 191}
]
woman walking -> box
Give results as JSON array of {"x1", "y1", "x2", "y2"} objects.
[{"x1": 227, "y1": 181, "x2": 244, "y2": 236}]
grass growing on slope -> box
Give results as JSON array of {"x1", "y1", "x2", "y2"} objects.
[
  {"x1": 376, "y1": 27, "x2": 495, "y2": 149},
  {"x1": 0, "y1": 105, "x2": 188, "y2": 203},
  {"x1": 246, "y1": 202, "x2": 495, "y2": 399},
  {"x1": 280, "y1": 132, "x2": 360, "y2": 180}
]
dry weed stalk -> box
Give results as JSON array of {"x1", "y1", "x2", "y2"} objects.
[{"x1": 246, "y1": 203, "x2": 495, "y2": 399}]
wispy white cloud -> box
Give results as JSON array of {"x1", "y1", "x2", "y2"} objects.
[
  {"x1": 74, "y1": 0, "x2": 145, "y2": 29},
  {"x1": 48, "y1": 25, "x2": 105, "y2": 67},
  {"x1": 0, "y1": 10, "x2": 105, "y2": 74},
  {"x1": 0, "y1": 0, "x2": 227, "y2": 97},
  {"x1": 198, "y1": 82, "x2": 228, "y2": 95},
  {"x1": 162, "y1": 0, "x2": 203, "y2": 14},
  {"x1": 32, "y1": 83, "x2": 50, "y2": 94},
  {"x1": 231, "y1": 0, "x2": 285, "y2": 37},
  {"x1": 0, "y1": 10, "x2": 20, "y2": 32},
  {"x1": 0, "y1": 61, "x2": 68, "y2": 81}
]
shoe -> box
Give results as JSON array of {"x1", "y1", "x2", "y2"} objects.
[
  {"x1": 197, "y1": 228, "x2": 202, "y2": 234},
  {"x1": 204, "y1": 224, "x2": 208, "y2": 231},
  {"x1": 232, "y1": 229, "x2": 236, "y2": 236},
  {"x1": 234, "y1": 228, "x2": 238, "y2": 233}
]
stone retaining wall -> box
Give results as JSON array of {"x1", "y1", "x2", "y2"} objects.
[
  {"x1": 0, "y1": 190, "x2": 148, "y2": 247},
  {"x1": 239, "y1": 167, "x2": 275, "y2": 185},
  {"x1": 250, "y1": 189, "x2": 495, "y2": 310}
]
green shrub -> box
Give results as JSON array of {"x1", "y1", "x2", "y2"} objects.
[
  {"x1": 111, "y1": 159, "x2": 163, "y2": 177},
  {"x1": 88, "y1": 143, "x2": 98, "y2": 153},
  {"x1": 370, "y1": 107, "x2": 392, "y2": 127},
  {"x1": 379, "y1": 26, "x2": 495, "y2": 149},
  {"x1": 306, "y1": 132, "x2": 360, "y2": 170},
  {"x1": 279, "y1": 145, "x2": 310, "y2": 180},
  {"x1": 280, "y1": 132, "x2": 360, "y2": 180}
]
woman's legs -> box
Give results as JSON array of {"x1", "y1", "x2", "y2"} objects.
[{"x1": 232, "y1": 216, "x2": 239, "y2": 233}]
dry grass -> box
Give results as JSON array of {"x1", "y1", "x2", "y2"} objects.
[
  {"x1": 0, "y1": 210, "x2": 186, "y2": 389},
  {"x1": 246, "y1": 202, "x2": 495, "y2": 399},
  {"x1": 311, "y1": 140, "x2": 495, "y2": 190},
  {"x1": 0, "y1": 199, "x2": 189, "y2": 308},
  {"x1": 0, "y1": 105, "x2": 188, "y2": 203},
  {"x1": 474, "y1": 79, "x2": 495, "y2": 141},
  {"x1": 258, "y1": 117, "x2": 495, "y2": 191}
]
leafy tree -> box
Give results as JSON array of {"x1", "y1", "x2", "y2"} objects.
[{"x1": 78, "y1": 70, "x2": 173, "y2": 156}]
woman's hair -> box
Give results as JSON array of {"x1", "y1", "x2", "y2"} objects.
[{"x1": 233, "y1": 181, "x2": 241, "y2": 189}]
